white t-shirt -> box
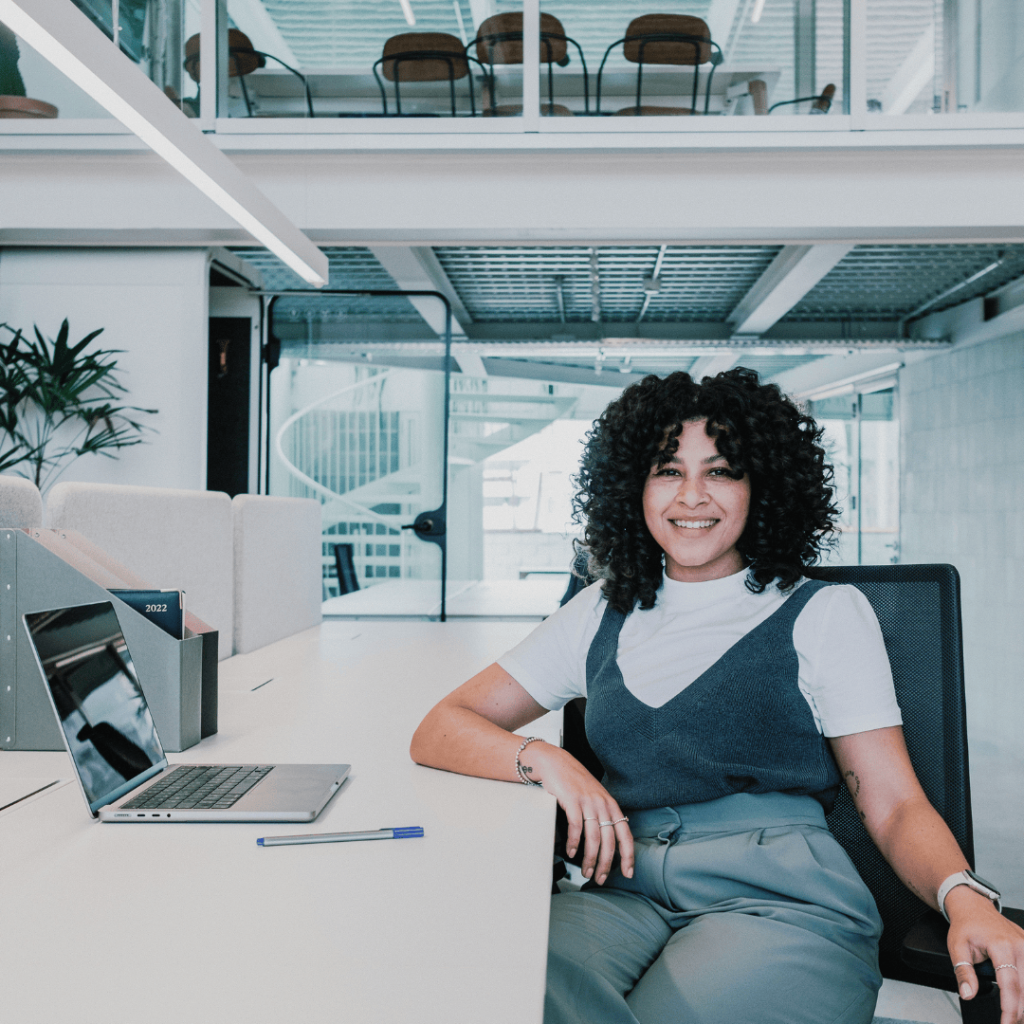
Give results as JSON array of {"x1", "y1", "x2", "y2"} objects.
[{"x1": 498, "y1": 569, "x2": 902, "y2": 738}]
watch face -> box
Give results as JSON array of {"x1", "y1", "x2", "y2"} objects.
[{"x1": 966, "y1": 870, "x2": 1001, "y2": 897}]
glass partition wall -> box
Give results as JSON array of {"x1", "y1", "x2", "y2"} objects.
[
  {"x1": 267, "y1": 291, "x2": 450, "y2": 617},
  {"x1": 64, "y1": 0, "x2": 201, "y2": 114},
  {"x1": 4, "y1": 0, "x2": 1021, "y2": 127},
  {"x1": 811, "y1": 385, "x2": 900, "y2": 567},
  {"x1": 536, "y1": 0, "x2": 846, "y2": 117},
  {"x1": 867, "y1": 0, "x2": 1024, "y2": 115},
  {"x1": 264, "y1": 291, "x2": 616, "y2": 619},
  {"x1": 212, "y1": 0, "x2": 524, "y2": 119}
]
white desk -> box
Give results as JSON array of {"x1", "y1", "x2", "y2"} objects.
[
  {"x1": 322, "y1": 576, "x2": 569, "y2": 619},
  {"x1": 0, "y1": 621, "x2": 559, "y2": 1024}
]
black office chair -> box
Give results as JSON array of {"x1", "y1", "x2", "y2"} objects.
[
  {"x1": 555, "y1": 558, "x2": 1021, "y2": 1024},
  {"x1": 333, "y1": 542, "x2": 360, "y2": 596}
]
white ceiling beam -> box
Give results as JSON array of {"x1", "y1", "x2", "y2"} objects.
[
  {"x1": 727, "y1": 244, "x2": 853, "y2": 337},
  {"x1": 0, "y1": 0, "x2": 327, "y2": 286},
  {"x1": 369, "y1": 245, "x2": 471, "y2": 337},
  {"x1": 688, "y1": 353, "x2": 740, "y2": 380}
]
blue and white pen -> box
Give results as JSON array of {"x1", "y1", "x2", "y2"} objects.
[{"x1": 256, "y1": 826, "x2": 424, "y2": 847}]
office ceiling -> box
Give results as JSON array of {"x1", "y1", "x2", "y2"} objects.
[
  {"x1": 235, "y1": 241, "x2": 1024, "y2": 324},
  {"x1": 230, "y1": 241, "x2": 1024, "y2": 387},
  {"x1": 435, "y1": 246, "x2": 782, "y2": 323}
]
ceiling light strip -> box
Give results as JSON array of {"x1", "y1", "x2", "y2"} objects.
[{"x1": 0, "y1": 0, "x2": 328, "y2": 287}]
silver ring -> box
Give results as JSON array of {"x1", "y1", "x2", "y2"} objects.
[
  {"x1": 953, "y1": 961, "x2": 973, "y2": 968},
  {"x1": 611, "y1": 816, "x2": 629, "y2": 825},
  {"x1": 995, "y1": 964, "x2": 1018, "y2": 972},
  {"x1": 599, "y1": 820, "x2": 614, "y2": 827},
  {"x1": 583, "y1": 816, "x2": 598, "y2": 822}
]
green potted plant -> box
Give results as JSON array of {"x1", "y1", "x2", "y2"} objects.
[
  {"x1": 0, "y1": 319, "x2": 157, "y2": 493},
  {"x1": 0, "y1": 21, "x2": 58, "y2": 118}
]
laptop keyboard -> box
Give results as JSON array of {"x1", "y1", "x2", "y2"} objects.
[{"x1": 121, "y1": 765, "x2": 274, "y2": 810}]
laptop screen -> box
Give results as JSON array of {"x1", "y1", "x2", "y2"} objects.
[{"x1": 24, "y1": 602, "x2": 166, "y2": 814}]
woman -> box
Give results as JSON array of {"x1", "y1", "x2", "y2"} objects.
[{"x1": 411, "y1": 368, "x2": 1024, "y2": 1024}]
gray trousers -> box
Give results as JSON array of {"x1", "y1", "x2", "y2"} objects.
[{"x1": 545, "y1": 792, "x2": 883, "y2": 1024}]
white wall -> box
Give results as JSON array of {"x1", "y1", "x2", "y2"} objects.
[
  {"x1": 900, "y1": 332, "x2": 1024, "y2": 752},
  {"x1": 900, "y1": 330, "x2": 1024, "y2": 904},
  {"x1": 0, "y1": 248, "x2": 209, "y2": 495}
]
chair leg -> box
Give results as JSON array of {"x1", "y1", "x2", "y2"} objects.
[{"x1": 960, "y1": 981, "x2": 1002, "y2": 1024}]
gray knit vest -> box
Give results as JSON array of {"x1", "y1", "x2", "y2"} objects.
[{"x1": 584, "y1": 578, "x2": 843, "y2": 813}]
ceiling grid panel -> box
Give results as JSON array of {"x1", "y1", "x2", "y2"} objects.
[{"x1": 783, "y1": 243, "x2": 1024, "y2": 322}]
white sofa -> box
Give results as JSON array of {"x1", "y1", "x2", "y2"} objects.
[
  {"x1": 232, "y1": 494, "x2": 322, "y2": 655},
  {"x1": 47, "y1": 482, "x2": 235, "y2": 658},
  {"x1": 0, "y1": 475, "x2": 43, "y2": 528}
]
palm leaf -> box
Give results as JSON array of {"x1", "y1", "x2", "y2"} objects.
[{"x1": 0, "y1": 320, "x2": 157, "y2": 490}]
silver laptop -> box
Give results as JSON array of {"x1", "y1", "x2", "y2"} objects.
[{"x1": 23, "y1": 601, "x2": 350, "y2": 823}]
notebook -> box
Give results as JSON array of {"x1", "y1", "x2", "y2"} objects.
[{"x1": 23, "y1": 601, "x2": 350, "y2": 823}]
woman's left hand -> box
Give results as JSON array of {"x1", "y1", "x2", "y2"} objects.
[
  {"x1": 830, "y1": 728, "x2": 1024, "y2": 1024},
  {"x1": 946, "y1": 887, "x2": 1024, "y2": 1024}
]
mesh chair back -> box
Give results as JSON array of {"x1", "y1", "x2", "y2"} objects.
[
  {"x1": 333, "y1": 543, "x2": 360, "y2": 595},
  {"x1": 806, "y1": 564, "x2": 973, "y2": 964},
  {"x1": 381, "y1": 33, "x2": 469, "y2": 82},
  {"x1": 475, "y1": 12, "x2": 569, "y2": 65},
  {"x1": 623, "y1": 15, "x2": 712, "y2": 65}
]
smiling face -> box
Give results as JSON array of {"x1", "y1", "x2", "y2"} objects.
[{"x1": 642, "y1": 418, "x2": 751, "y2": 583}]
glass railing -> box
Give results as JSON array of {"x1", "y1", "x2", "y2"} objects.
[
  {"x1": 536, "y1": 0, "x2": 845, "y2": 119},
  {"x1": 4, "y1": 0, "x2": 1023, "y2": 129},
  {"x1": 867, "y1": 0, "x2": 1024, "y2": 115},
  {"x1": 211, "y1": 0, "x2": 523, "y2": 119},
  {"x1": 62, "y1": 0, "x2": 202, "y2": 115},
  {"x1": 1, "y1": 22, "x2": 112, "y2": 118}
]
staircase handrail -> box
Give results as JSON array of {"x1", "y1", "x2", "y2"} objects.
[{"x1": 275, "y1": 370, "x2": 398, "y2": 529}]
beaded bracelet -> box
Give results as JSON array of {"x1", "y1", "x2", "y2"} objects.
[{"x1": 515, "y1": 736, "x2": 543, "y2": 786}]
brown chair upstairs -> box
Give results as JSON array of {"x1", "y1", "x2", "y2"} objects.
[
  {"x1": 596, "y1": 14, "x2": 723, "y2": 116},
  {"x1": 183, "y1": 28, "x2": 314, "y2": 117},
  {"x1": 471, "y1": 12, "x2": 586, "y2": 116},
  {"x1": 373, "y1": 32, "x2": 484, "y2": 116}
]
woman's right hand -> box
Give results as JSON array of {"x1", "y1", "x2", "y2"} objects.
[
  {"x1": 524, "y1": 742, "x2": 634, "y2": 886},
  {"x1": 410, "y1": 663, "x2": 633, "y2": 884}
]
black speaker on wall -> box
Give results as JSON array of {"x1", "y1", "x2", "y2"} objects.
[{"x1": 207, "y1": 316, "x2": 251, "y2": 497}]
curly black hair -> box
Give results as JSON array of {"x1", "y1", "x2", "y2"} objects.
[{"x1": 572, "y1": 367, "x2": 838, "y2": 614}]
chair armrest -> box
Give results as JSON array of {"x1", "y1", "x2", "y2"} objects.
[{"x1": 902, "y1": 906, "x2": 1024, "y2": 982}]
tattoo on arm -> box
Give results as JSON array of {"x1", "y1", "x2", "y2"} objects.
[
  {"x1": 844, "y1": 770, "x2": 861, "y2": 798},
  {"x1": 905, "y1": 879, "x2": 928, "y2": 903}
]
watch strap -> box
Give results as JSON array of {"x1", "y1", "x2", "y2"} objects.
[{"x1": 937, "y1": 870, "x2": 1003, "y2": 922}]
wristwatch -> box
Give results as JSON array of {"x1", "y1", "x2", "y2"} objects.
[{"x1": 937, "y1": 869, "x2": 1002, "y2": 922}]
